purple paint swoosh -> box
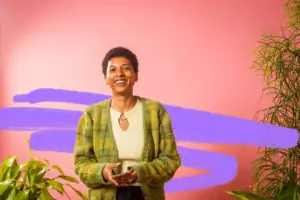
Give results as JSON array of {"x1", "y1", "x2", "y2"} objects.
[
  {"x1": 167, "y1": 107, "x2": 298, "y2": 148},
  {"x1": 165, "y1": 147, "x2": 238, "y2": 192},
  {"x1": 11, "y1": 88, "x2": 300, "y2": 147},
  {"x1": 30, "y1": 130, "x2": 76, "y2": 152},
  {"x1": 29, "y1": 130, "x2": 238, "y2": 192},
  {"x1": 0, "y1": 88, "x2": 299, "y2": 193},
  {"x1": 0, "y1": 107, "x2": 81, "y2": 129},
  {"x1": 0, "y1": 107, "x2": 297, "y2": 148},
  {"x1": 13, "y1": 88, "x2": 109, "y2": 105}
]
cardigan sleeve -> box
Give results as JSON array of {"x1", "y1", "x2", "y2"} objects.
[
  {"x1": 128, "y1": 104, "x2": 181, "y2": 186},
  {"x1": 73, "y1": 111, "x2": 111, "y2": 188}
]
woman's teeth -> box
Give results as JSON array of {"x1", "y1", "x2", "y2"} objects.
[{"x1": 116, "y1": 80, "x2": 126, "y2": 85}]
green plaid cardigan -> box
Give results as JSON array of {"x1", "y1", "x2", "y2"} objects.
[{"x1": 74, "y1": 96, "x2": 181, "y2": 200}]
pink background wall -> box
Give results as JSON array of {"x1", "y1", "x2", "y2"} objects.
[{"x1": 0, "y1": 0, "x2": 285, "y2": 199}]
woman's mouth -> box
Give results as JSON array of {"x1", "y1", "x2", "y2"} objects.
[{"x1": 115, "y1": 80, "x2": 126, "y2": 86}]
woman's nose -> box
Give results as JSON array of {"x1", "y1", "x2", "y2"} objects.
[{"x1": 116, "y1": 67, "x2": 125, "y2": 75}]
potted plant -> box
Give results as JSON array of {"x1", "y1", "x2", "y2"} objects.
[
  {"x1": 226, "y1": 0, "x2": 300, "y2": 199},
  {"x1": 0, "y1": 155, "x2": 88, "y2": 200}
]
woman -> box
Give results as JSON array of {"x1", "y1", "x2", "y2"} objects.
[{"x1": 74, "y1": 47, "x2": 181, "y2": 200}]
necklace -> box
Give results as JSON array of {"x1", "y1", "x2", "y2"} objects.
[
  {"x1": 119, "y1": 113, "x2": 127, "y2": 121},
  {"x1": 118, "y1": 112, "x2": 129, "y2": 131}
]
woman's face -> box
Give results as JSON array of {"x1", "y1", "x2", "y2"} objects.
[{"x1": 105, "y1": 56, "x2": 138, "y2": 96}]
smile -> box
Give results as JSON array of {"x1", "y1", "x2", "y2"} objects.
[{"x1": 115, "y1": 80, "x2": 127, "y2": 85}]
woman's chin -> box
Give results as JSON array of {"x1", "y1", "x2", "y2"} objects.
[{"x1": 113, "y1": 88, "x2": 132, "y2": 96}]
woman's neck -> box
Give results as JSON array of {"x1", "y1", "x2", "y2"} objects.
[{"x1": 110, "y1": 95, "x2": 137, "y2": 113}]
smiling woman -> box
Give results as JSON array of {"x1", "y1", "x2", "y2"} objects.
[{"x1": 73, "y1": 47, "x2": 181, "y2": 200}]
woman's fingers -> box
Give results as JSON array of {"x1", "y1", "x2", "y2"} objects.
[
  {"x1": 103, "y1": 164, "x2": 137, "y2": 186},
  {"x1": 103, "y1": 163, "x2": 121, "y2": 186},
  {"x1": 109, "y1": 175, "x2": 119, "y2": 186}
]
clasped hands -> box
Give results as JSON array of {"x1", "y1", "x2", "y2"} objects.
[{"x1": 102, "y1": 163, "x2": 137, "y2": 187}]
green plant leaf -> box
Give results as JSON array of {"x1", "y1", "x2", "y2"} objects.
[
  {"x1": 226, "y1": 190, "x2": 266, "y2": 200},
  {"x1": 0, "y1": 156, "x2": 18, "y2": 181},
  {"x1": 6, "y1": 157, "x2": 19, "y2": 180},
  {"x1": 65, "y1": 183, "x2": 88, "y2": 200},
  {"x1": 26, "y1": 158, "x2": 48, "y2": 186},
  {"x1": 42, "y1": 159, "x2": 50, "y2": 165},
  {"x1": 18, "y1": 164, "x2": 29, "y2": 191},
  {"x1": 274, "y1": 185, "x2": 300, "y2": 200},
  {"x1": 51, "y1": 165, "x2": 65, "y2": 175},
  {"x1": 55, "y1": 175, "x2": 79, "y2": 183},
  {"x1": 47, "y1": 180, "x2": 64, "y2": 195},
  {"x1": 11, "y1": 167, "x2": 22, "y2": 182},
  {"x1": 7, "y1": 187, "x2": 16, "y2": 200},
  {"x1": 0, "y1": 179, "x2": 14, "y2": 195},
  {"x1": 36, "y1": 182, "x2": 47, "y2": 189},
  {"x1": 40, "y1": 188, "x2": 55, "y2": 200},
  {"x1": 35, "y1": 167, "x2": 49, "y2": 183},
  {"x1": 15, "y1": 190, "x2": 30, "y2": 200}
]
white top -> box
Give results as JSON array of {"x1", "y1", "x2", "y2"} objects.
[{"x1": 110, "y1": 99, "x2": 144, "y2": 185}]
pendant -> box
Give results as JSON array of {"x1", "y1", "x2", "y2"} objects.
[{"x1": 119, "y1": 113, "x2": 127, "y2": 121}]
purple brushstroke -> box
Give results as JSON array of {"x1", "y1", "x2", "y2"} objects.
[
  {"x1": 165, "y1": 147, "x2": 238, "y2": 192},
  {"x1": 2, "y1": 88, "x2": 298, "y2": 147},
  {"x1": 13, "y1": 88, "x2": 108, "y2": 105},
  {"x1": 30, "y1": 130, "x2": 76, "y2": 152},
  {"x1": 0, "y1": 107, "x2": 81, "y2": 129},
  {"x1": 0, "y1": 88, "x2": 298, "y2": 193},
  {"x1": 0, "y1": 106, "x2": 297, "y2": 147}
]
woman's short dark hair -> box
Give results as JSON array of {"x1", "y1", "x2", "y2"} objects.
[{"x1": 102, "y1": 47, "x2": 139, "y2": 76}]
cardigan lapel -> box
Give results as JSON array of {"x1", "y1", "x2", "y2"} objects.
[
  {"x1": 98, "y1": 99, "x2": 119, "y2": 163},
  {"x1": 139, "y1": 97, "x2": 155, "y2": 162}
]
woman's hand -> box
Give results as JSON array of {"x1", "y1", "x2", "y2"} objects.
[
  {"x1": 103, "y1": 164, "x2": 137, "y2": 187},
  {"x1": 112, "y1": 169, "x2": 137, "y2": 186},
  {"x1": 102, "y1": 163, "x2": 121, "y2": 186}
]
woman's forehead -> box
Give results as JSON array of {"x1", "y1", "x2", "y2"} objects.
[{"x1": 108, "y1": 57, "x2": 131, "y2": 66}]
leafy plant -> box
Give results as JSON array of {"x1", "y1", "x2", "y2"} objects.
[
  {"x1": 226, "y1": 184, "x2": 300, "y2": 200},
  {"x1": 227, "y1": 0, "x2": 300, "y2": 199},
  {"x1": 0, "y1": 155, "x2": 88, "y2": 200},
  {"x1": 250, "y1": 27, "x2": 300, "y2": 199}
]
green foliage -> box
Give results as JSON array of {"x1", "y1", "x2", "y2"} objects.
[
  {"x1": 226, "y1": 190, "x2": 266, "y2": 200},
  {"x1": 0, "y1": 156, "x2": 88, "y2": 200},
  {"x1": 227, "y1": 0, "x2": 300, "y2": 199},
  {"x1": 249, "y1": 1, "x2": 300, "y2": 198},
  {"x1": 250, "y1": 25, "x2": 300, "y2": 199},
  {"x1": 285, "y1": 0, "x2": 300, "y2": 29},
  {"x1": 226, "y1": 184, "x2": 300, "y2": 200}
]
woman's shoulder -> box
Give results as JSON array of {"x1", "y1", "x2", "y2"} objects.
[
  {"x1": 83, "y1": 99, "x2": 110, "y2": 115},
  {"x1": 137, "y1": 96, "x2": 165, "y2": 111}
]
